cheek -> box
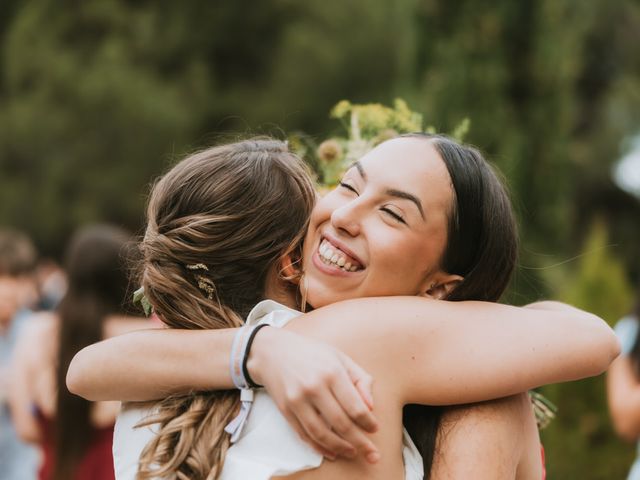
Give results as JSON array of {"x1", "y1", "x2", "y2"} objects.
[
  {"x1": 307, "y1": 197, "x2": 332, "y2": 234},
  {"x1": 374, "y1": 230, "x2": 447, "y2": 280}
]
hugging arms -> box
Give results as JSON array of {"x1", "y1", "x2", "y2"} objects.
[{"x1": 68, "y1": 296, "x2": 619, "y2": 460}]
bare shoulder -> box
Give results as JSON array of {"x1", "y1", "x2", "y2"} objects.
[
  {"x1": 103, "y1": 316, "x2": 155, "y2": 339},
  {"x1": 431, "y1": 393, "x2": 542, "y2": 480}
]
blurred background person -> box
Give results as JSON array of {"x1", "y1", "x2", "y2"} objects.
[
  {"x1": 0, "y1": 229, "x2": 40, "y2": 480},
  {"x1": 608, "y1": 284, "x2": 640, "y2": 480},
  {"x1": 34, "y1": 259, "x2": 67, "y2": 311},
  {"x1": 8, "y1": 225, "x2": 150, "y2": 480}
]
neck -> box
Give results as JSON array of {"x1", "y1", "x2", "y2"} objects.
[
  {"x1": 264, "y1": 283, "x2": 298, "y2": 310},
  {"x1": 263, "y1": 267, "x2": 299, "y2": 310}
]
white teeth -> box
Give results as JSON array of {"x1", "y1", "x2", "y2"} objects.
[{"x1": 318, "y1": 239, "x2": 361, "y2": 272}]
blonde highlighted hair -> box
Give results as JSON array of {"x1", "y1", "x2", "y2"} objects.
[{"x1": 136, "y1": 138, "x2": 316, "y2": 479}]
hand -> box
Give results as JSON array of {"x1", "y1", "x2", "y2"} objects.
[{"x1": 247, "y1": 327, "x2": 380, "y2": 463}]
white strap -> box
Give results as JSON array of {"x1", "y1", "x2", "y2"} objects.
[{"x1": 224, "y1": 388, "x2": 255, "y2": 443}]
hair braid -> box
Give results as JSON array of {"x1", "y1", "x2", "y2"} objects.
[{"x1": 137, "y1": 392, "x2": 239, "y2": 480}]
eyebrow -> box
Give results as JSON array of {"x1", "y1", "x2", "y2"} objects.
[
  {"x1": 352, "y1": 161, "x2": 425, "y2": 219},
  {"x1": 352, "y1": 161, "x2": 367, "y2": 180}
]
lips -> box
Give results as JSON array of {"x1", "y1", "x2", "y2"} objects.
[{"x1": 316, "y1": 235, "x2": 364, "y2": 272}]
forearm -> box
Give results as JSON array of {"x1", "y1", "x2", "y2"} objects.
[
  {"x1": 7, "y1": 364, "x2": 41, "y2": 444},
  {"x1": 67, "y1": 328, "x2": 236, "y2": 401},
  {"x1": 406, "y1": 300, "x2": 619, "y2": 403},
  {"x1": 285, "y1": 297, "x2": 620, "y2": 405}
]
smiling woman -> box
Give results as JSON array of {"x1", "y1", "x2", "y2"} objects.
[
  {"x1": 304, "y1": 137, "x2": 455, "y2": 307},
  {"x1": 301, "y1": 133, "x2": 523, "y2": 474},
  {"x1": 302, "y1": 133, "x2": 516, "y2": 309}
]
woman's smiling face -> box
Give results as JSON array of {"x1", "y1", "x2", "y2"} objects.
[{"x1": 302, "y1": 137, "x2": 460, "y2": 308}]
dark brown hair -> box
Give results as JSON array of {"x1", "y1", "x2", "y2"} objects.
[
  {"x1": 0, "y1": 229, "x2": 37, "y2": 277},
  {"x1": 55, "y1": 224, "x2": 135, "y2": 480},
  {"x1": 401, "y1": 133, "x2": 519, "y2": 478},
  {"x1": 136, "y1": 138, "x2": 316, "y2": 479}
]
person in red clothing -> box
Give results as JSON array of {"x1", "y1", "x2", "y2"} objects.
[{"x1": 9, "y1": 225, "x2": 149, "y2": 480}]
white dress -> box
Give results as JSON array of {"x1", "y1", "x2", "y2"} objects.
[{"x1": 112, "y1": 300, "x2": 424, "y2": 479}]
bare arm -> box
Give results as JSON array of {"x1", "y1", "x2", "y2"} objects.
[
  {"x1": 607, "y1": 355, "x2": 640, "y2": 441},
  {"x1": 68, "y1": 297, "x2": 617, "y2": 461},
  {"x1": 69, "y1": 297, "x2": 617, "y2": 405},
  {"x1": 68, "y1": 327, "x2": 236, "y2": 401},
  {"x1": 280, "y1": 297, "x2": 619, "y2": 405},
  {"x1": 8, "y1": 319, "x2": 47, "y2": 444},
  {"x1": 68, "y1": 326, "x2": 380, "y2": 461}
]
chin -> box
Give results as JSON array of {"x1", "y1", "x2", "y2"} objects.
[{"x1": 304, "y1": 287, "x2": 337, "y2": 310}]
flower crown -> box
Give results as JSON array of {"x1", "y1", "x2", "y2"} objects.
[{"x1": 295, "y1": 98, "x2": 470, "y2": 186}]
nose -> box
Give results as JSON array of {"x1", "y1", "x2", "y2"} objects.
[{"x1": 330, "y1": 200, "x2": 362, "y2": 237}]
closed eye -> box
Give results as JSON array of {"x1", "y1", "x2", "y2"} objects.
[
  {"x1": 381, "y1": 207, "x2": 406, "y2": 224},
  {"x1": 339, "y1": 182, "x2": 358, "y2": 194}
]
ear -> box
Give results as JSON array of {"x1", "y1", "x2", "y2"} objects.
[
  {"x1": 420, "y1": 273, "x2": 464, "y2": 300},
  {"x1": 280, "y1": 254, "x2": 302, "y2": 284}
]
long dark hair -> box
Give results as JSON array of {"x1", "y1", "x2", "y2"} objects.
[
  {"x1": 401, "y1": 133, "x2": 519, "y2": 477},
  {"x1": 54, "y1": 225, "x2": 135, "y2": 480}
]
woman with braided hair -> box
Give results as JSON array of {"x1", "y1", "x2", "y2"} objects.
[{"x1": 69, "y1": 136, "x2": 618, "y2": 479}]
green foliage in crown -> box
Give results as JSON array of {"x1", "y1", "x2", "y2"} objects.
[{"x1": 309, "y1": 99, "x2": 470, "y2": 186}]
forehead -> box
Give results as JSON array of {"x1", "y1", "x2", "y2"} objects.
[{"x1": 357, "y1": 138, "x2": 453, "y2": 211}]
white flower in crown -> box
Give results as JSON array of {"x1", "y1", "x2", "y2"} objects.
[{"x1": 345, "y1": 111, "x2": 375, "y2": 164}]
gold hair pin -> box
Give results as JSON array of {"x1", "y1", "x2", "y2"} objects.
[
  {"x1": 186, "y1": 263, "x2": 209, "y2": 272},
  {"x1": 186, "y1": 263, "x2": 215, "y2": 299}
]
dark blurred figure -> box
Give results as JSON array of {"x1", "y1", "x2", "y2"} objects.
[
  {"x1": 0, "y1": 229, "x2": 40, "y2": 479},
  {"x1": 8, "y1": 225, "x2": 149, "y2": 480},
  {"x1": 608, "y1": 284, "x2": 640, "y2": 480}
]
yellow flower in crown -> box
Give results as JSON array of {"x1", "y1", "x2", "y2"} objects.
[
  {"x1": 354, "y1": 103, "x2": 393, "y2": 136},
  {"x1": 317, "y1": 139, "x2": 344, "y2": 163},
  {"x1": 390, "y1": 99, "x2": 423, "y2": 132},
  {"x1": 330, "y1": 100, "x2": 352, "y2": 119}
]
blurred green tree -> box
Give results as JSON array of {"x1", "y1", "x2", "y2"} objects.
[{"x1": 541, "y1": 219, "x2": 634, "y2": 479}]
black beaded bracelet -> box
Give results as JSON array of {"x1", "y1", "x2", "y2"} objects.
[{"x1": 241, "y1": 323, "x2": 270, "y2": 389}]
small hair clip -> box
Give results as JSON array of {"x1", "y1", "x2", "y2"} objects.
[
  {"x1": 186, "y1": 263, "x2": 209, "y2": 272},
  {"x1": 195, "y1": 275, "x2": 215, "y2": 300},
  {"x1": 185, "y1": 263, "x2": 215, "y2": 299}
]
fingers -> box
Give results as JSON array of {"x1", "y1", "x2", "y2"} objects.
[
  {"x1": 338, "y1": 355, "x2": 378, "y2": 431},
  {"x1": 289, "y1": 399, "x2": 358, "y2": 459},
  {"x1": 281, "y1": 407, "x2": 337, "y2": 460},
  {"x1": 315, "y1": 387, "x2": 380, "y2": 463}
]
